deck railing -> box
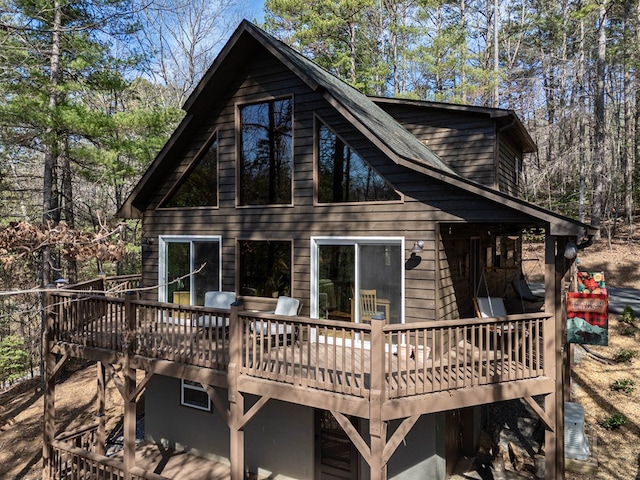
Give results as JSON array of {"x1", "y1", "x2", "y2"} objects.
[
  {"x1": 239, "y1": 314, "x2": 373, "y2": 397},
  {"x1": 67, "y1": 274, "x2": 141, "y2": 296},
  {"x1": 49, "y1": 440, "x2": 169, "y2": 480},
  {"x1": 384, "y1": 313, "x2": 546, "y2": 398},
  {"x1": 133, "y1": 299, "x2": 230, "y2": 370},
  {"x1": 47, "y1": 285, "x2": 551, "y2": 400},
  {"x1": 235, "y1": 310, "x2": 549, "y2": 398},
  {"x1": 56, "y1": 424, "x2": 100, "y2": 453}
]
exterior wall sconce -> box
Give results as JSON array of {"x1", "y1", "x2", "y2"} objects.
[
  {"x1": 564, "y1": 242, "x2": 578, "y2": 260},
  {"x1": 406, "y1": 241, "x2": 424, "y2": 270},
  {"x1": 410, "y1": 240, "x2": 424, "y2": 254}
]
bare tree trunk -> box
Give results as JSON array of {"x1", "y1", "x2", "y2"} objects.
[
  {"x1": 591, "y1": 2, "x2": 607, "y2": 237},
  {"x1": 62, "y1": 140, "x2": 77, "y2": 283},
  {"x1": 578, "y1": 18, "x2": 588, "y2": 224},
  {"x1": 386, "y1": 0, "x2": 399, "y2": 95},
  {"x1": 635, "y1": 0, "x2": 640, "y2": 231},
  {"x1": 348, "y1": 21, "x2": 357, "y2": 86},
  {"x1": 493, "y1": 0, "x2": 499, "y2": 107},
  {"x1": 434, "y1": 7, "x2": 443, "y2": 92},
  {"x1": 460, "y1": 0, "x2": 467, "y2": 103},
  {"x1": 623, "y1": 0, "x2": 634, "y2": 238},
  {"x1": 42, "y1": 0, "x2": 62, "y2": 287}
]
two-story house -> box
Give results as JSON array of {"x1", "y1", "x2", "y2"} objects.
[{"x1": 42, "y1": 20, "x2": 595, "y2": 480}]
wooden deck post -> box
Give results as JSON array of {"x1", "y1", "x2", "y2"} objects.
[
  {"x1": 228, "y1": 302, "x2": 244, "y2": 480},
  {"x1": 544, "y1": 234, "x2": 565, "y2": 479},
  {"x1": 123, "y1": 293, "x2": 137, "y2": 480},
  {"x1": 42, "y1": 290, "x2": 55, "y2": 480},
  {"x1": 96, "y1": 361, "x2": 106, "y2": 455},
  {"x1": 369, "y1": 316, "x2": 387, "y2": 480}
]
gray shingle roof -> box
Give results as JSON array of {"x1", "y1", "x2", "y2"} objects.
[{"x1": 230, "y1": 21, "x2": 457, "y2": 175}]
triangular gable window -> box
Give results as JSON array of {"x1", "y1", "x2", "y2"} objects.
[
  {"x1": 317, "y1": 123, "x2": 400, "y2": 203},
  {"x1": 163, "y1": 133, "x2": 218, "y2": 208}
]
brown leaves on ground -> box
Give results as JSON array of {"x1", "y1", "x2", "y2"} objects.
[
  {"x1": 566, "y1": 318, "x2": 640, "y2": 480},
  {"x1": 562, "y1": 234, "x2": 640, "y2": 479},
  {"x1": 0, "y1": 361, "x2": 125, "y2": 480}
]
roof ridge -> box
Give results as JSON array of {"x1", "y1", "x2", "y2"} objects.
[{"x1": 242, "y1": 21, "x2": 458, "y2": 176}]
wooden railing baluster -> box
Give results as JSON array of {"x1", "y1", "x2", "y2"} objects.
[{"x1": 48, "y1": 283, "x2": 551, "y2": 402}]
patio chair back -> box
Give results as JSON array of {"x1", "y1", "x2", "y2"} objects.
[
  {"x1": 474, "y1": 297, "x2": 508, "y2": 318},
  {"x1": 204, "y1": 291, "x2": 236, "y2": 310},
  {"x1": 274, "y1": 296, "x2": 301, "y2": 316}
]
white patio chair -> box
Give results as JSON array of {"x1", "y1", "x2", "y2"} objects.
[
  {"x1": 473, "y1": 297, "x2": 508, "y2": 318},
  {"x1": 252, "y1": 296, "x2": 301, "y2": 347},
  {"x1": 197, "y1": 291, "x2": 236, "y2": 336}
]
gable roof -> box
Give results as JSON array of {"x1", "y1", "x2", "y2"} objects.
[
  {"x1": 370, "y1": 96, "x2": 537, "y2": 154},
  {"x1": 117, "y1": 20, "x2": 595, "y2": 241},
  {"x1": 186, "y1": 21, "x2": 456, "y2": 175}
]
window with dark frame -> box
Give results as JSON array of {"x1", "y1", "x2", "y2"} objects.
[
  {"x1": 317, "y1": 123, "x2": 400, "y2": 203},
  {"x1": 239, "y1": 240, "x2": 292, "y2": 298},
  {"x1": 163, "y1": 133, "x2": 218, "y2": 208},
  {"x1": 239, "y1": 98, "x2": 293, "y2": 205},
  {"x1": 181, "y1": 380, "x2": 211, "y2": 411}
]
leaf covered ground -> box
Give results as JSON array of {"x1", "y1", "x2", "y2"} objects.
[{"x1": 526, "y1": 235, "x2": 640, "y2": 479}]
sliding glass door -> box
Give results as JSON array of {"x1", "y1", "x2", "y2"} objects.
[
  {"x1": 311, "y1": 237, "x2": 404, "y2": 326},
  {"x1": 159, "y1": 236, "x2": 222, "y2": 306}
]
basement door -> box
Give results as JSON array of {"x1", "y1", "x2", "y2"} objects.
[{"x1": 316, "y1": 410, "x2": 358, "y2": 479}]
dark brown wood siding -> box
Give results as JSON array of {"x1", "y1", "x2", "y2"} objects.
[
  {"x1": 497, "y1": 134, "x2": 523, "y2": 197},
  {"x1": 137, "y1": 42, "x2": 540, "y2": 325},
  {"x1": 373, "y1": 103, "x2": 498, "y2": 188}
]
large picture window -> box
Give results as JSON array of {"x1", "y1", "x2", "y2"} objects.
[
  {"x1": 239, "y1": 98, "x2": 293, "y2": 205},
  {"x1": 311, "y1": 238, "x2": 403, "y2": 324},
  {"x1": 159, "y1": 236, "x2": 221, "y2": 306},
  {"x1": 239, "y1": 240, "x2": 292, "y2": 298},
  {"x1": 317, "y1": 123, "x2": 400, "y2": 203},
  {"x1": 162, "y1": 132, "x2": 218, "y2": 208}
]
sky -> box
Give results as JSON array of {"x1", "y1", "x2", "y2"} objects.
[{"x1": 246, "y1": 0, "x2": 266, "y2": 22}]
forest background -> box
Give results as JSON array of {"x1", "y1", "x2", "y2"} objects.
[{"x1": 0, "y1": 0, "x2": 637, "y2": 387}]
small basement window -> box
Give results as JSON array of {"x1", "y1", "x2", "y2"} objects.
[{"x1": 181, "y1": 380, "x2": 211, "y2": 411}]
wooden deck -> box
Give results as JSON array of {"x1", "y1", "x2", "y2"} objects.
[
  {"x1": 42, "y1": 277, "x2": 561, "y2": 480},
  {"x1": 47, "y1": 289, "x2": 551, "y2": 409},
  {"x1": 51, "y1": 436, "x2": 269, "y2": 480}
]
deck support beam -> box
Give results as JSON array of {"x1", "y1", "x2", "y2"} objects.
[
  {"x1": 123, "y1": 292, "x2": 138, "y2": 480},
  {"x1": 42, "y1": 290, "x2": 56, "y2": 480},
  {"x1": 523, "y1": 396, "x2": 554, "y2": 433},
  {"x1": 544, "y1": 233, "x2": 566, "y2": 479},
  {"x1": 382, "y1": 415, "x2": 420, "y2": 464},
  {"x1": 229, "y1": 302, "x2": 245, "y2": 480},
  {"x1": 96, "y1": 362, "x2": 106, "y2": 455},
  {"x1": 42, "y1": 352, "x2": 56, "y2": 480},
  {"x1": 229, "y1": 381, "x2": 244, "y2": 480},
  {"x1": 369, "y1": 317, "x2": 387, "y2": 480},
  {"x1": 123, "y1": 362, "x2": 137, "y2": 480}
]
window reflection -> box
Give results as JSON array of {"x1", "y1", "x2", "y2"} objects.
[
  {"x1": 240, "y1": 99, "x2": 293, "y2": 205},
  {"x1": 317, "y1": 241, "x2": 401, "y2": 324},
  {"x1": 239, "y1": 240, "x2": 292, "y2": 297},
  {"x1": 163, "y1": 238, "x2": 220, "y2": 306},
  {"x1": 164, "y1": 134, "x2": 218, "y2": 207},
  {"x1": 318, "y1": 124, "x2": 399, "y2": 203}
]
